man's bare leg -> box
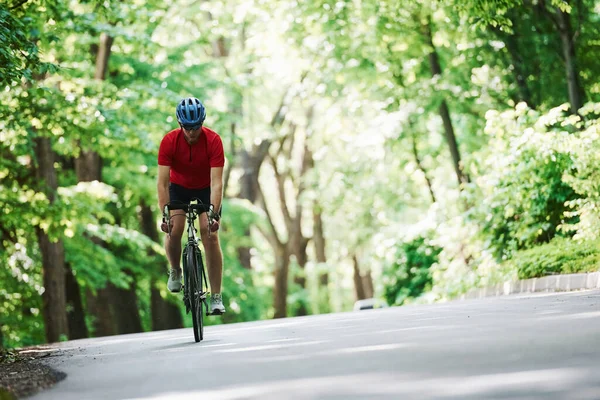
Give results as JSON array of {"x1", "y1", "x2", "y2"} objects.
[
  {"x1": 204, "y1": 234, "x2": 223, "y2": 293},
  {"x1": 165, "y1": 213, "x2": 185, "y2": 292},
  {"x1": 200, "y1": 215, "x2": 223, "y2": 292},
  {"x1": 165, "y1": 234, "x2": 182, "y2": 270},
  {"x1": 200, "y1": 214, "x2": 225, "y2": 313}
]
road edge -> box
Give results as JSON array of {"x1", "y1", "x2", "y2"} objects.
[
  {"x1": 461, "y1": 271, "x2": 600, "y2": 300},
  {"x1": 0, "y1": 346, "x2": 66, "y2": 399}
]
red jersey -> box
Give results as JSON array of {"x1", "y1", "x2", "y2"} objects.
[{"x1": 158, "y1": 126, "x2": 225, "y2": 189}]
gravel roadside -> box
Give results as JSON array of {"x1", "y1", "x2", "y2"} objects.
[{"x1": 0, "y1": 348, "x2": 66, "y2": 399}]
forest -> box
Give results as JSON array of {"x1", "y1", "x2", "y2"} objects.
[{"x1": 1, "y1": 0, "x2": 600, "y2": 349}]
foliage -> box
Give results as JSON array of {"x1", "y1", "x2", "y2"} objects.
[
  {"x1": 415, "y1": 207, "x2": 514, "y2": 301},
  {"x1": 0, "y1": 251, "x2": 45, "y2": 348},
  {"x1": 509, "y1": 237, "x2": 600, "y2": 280},
  {"x1": 382, "y1": 234, "x2": 442, "y2": 306},
  {"x1": 0, "y1": 5, "x2": 43, "y2": 85},
  {"x1": 470, "y1": 103, "x2": 580, "y2": 259},
  {"x1": 426, "y1": 102, "x2": 600, "y2": 300},
  {"x1": 558, "y1": 103, "x2": 600, "y2": 241}
]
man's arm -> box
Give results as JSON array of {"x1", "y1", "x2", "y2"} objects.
[
  {"x1": 210, "y1": 166, "x2": 224, "y2": 216},
  {"x1": 157, "y1": 165, "x2": 170, "y2": 214}
]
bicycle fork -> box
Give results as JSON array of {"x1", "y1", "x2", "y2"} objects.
[{"x1": 182, "y1": 242, "x2": 209, "y2": 314}]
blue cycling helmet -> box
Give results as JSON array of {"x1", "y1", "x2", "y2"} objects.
[{"x1": 176, "y1": 97, "x2": 206, "y2": 128}]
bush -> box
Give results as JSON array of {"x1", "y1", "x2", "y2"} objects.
[
  {"x1": 471, "y1": 103, "x2": 580, "y2": 260},
  {"x1": 508, "y1": 237, "x2": 600, "y2": 280},
  {"x1": 382, "y1": 236, "x2": 442, "y2": 306}
]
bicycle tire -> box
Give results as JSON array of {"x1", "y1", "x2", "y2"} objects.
[{"x1": 186, "y1": 246, "x2": 204, "y2": 342}]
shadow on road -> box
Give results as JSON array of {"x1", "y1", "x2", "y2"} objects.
[{"x1": 152, "y1": 339, "x2": 224, "y2": 352}]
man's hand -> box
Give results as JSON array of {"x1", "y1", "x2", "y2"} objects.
[
  {"x1": 209, "y1": 219, "x2": 220, "y2": 233},
  {"x1": 160, "y1": 218, "x2": 169, "y2": 233},
  {"x1": 208, "y1": 207, "x2": 220, "y2": 233}
]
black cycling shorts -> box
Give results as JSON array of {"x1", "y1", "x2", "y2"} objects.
[{"x1": 169, "y1": 183, "x2": 213, "y2": 213}]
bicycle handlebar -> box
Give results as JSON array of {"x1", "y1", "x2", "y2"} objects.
[
  {"x1": 165, "y1": 202, "x2": 208, "y2": 213},
  {"x1": 162, "y1": 200, "x2": 218, "y2": 238}
]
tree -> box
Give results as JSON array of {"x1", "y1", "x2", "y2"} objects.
[{"x1": 34, "y1": 131, "x2": 69, "y2": 342}]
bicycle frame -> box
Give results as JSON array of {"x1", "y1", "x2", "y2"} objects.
[
  {"x1": 163, "y1": 199, "x2": 211, "y2": 341},
  {"x1": 184, "y1": 207, "x2": 199, "y2": 246}
]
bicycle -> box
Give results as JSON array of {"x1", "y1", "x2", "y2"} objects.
[{"x1": 163, "y1": 198, "x2": 216, "y2": 342}]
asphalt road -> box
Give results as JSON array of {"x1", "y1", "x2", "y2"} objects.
[{"x1": 30, "y1": 290, "x2": 600, "y2": 400}]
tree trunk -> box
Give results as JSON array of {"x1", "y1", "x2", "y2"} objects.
[
  {"x1": 362, "y1": 271, "x2": 374, "y2": 299},
  {"x1": 151, "y1": 288, "x2": 183, "y2": 331},
  {"x1": 112, "y1": 275, "x2": 143, "y2": 334},
  {"x1": 94, "y1": 33, "x2": 113, "y2": 80},
  {"x1": 139, "y1": 202, "x2": 183, "y2": 331},
  {"x1": 108, "y1": 211, "x2": 142, "y2": 335},
  {"x1": 438, "y1": 101, "x2": 468, "y2": 185},
  {"x1": 240, "y1": 151, "x2": 258, "y2": 201},
  {"x1": 292, "y1": 239, "x2": 309, "y2": 316},
  {"x1": 314, "y1": 210, "x2": 327, "y2": 271},
  {"x1": 422, "y1": 19, "x2": 469, "y2": 186},
  {"x1": 273, "y1": 245, "x2": 290, "y2": 319},
  {"x1": 497, "y1": 25, "x2": 534, "y2": 108},
  {"x1": 65, "y1": 264, "x2": 88, "y2": 339},
  {"x1": 352, "y1": 255, "x2": 367, "y2": 301},
  {"x1": 237, "y1": 150, "x2": 259, "y2": 270},
  {"x1": 313, "y1": 205, "x2": 330, "y2": 313},
  {"x1": 411, "y1": 133, "x2": 436, "y2": 204},
  {"x1": 212, "y1": 36, "x2": 229, "y2": 58},
  {"x1": 37, "y1": 229, "x2": 69, "y2": 343},
  {"x1": 33, "y1": 136, "x2": 69, "y2": 343},
  {"x1": 74, "y1": 151, "x2": 101, "y2": 182},
  {"x1": 257, "y1": 88, "x2": 305, "y2": 320},
  {"x1": 85, "y1": 287, "x2": 115, "y2": 337},
  {"x1": 555, "y1": 8, "x2": 584, "y2": 113},
  {"x1": 237, "y1": 141, "x2": 271, "y2": 270},
  {"x1": 289, "y1": 141, "x2": 313, "y2": 316},
  {"x1": 83, "y1": 30, "x2": 145, "y2": 337},
  {"x1": 78, "y1": 33, "x2": 113, "y2": 337},
  {"x1": 223, "y1": 122, "x2": 236, "y2": 197},
  {"x1": 75, "y1": 147, "x2": 117, "y2": 337}
]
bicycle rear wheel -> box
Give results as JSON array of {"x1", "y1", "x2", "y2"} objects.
[{"x1": 186, "y1": 246, "x2": 204, "y2": 342}]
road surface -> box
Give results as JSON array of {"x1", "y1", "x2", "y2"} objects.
[{"x1": 30, "y1": 290, "x2": 600, "y2": 399}]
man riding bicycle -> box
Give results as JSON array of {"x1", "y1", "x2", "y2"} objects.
[{"x1": 157, "y1": 97, "x2": 226, "y2": 315}]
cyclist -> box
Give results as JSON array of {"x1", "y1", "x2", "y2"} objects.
[{"x1": 157, "y1": 97, "x2": 226, "y2": 315}]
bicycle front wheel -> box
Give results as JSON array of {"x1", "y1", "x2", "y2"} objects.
[{"x1": 186, "y1": 246, "x2": 204, "y2": 342}]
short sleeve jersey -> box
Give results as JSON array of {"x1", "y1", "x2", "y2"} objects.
[{"x1": 158, "y1": 126, "x2": 225, "y2": 189}]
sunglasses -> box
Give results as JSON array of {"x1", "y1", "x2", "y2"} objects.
[{"x1": 181, "y1": 124, "x2": 202, "y2": 131}]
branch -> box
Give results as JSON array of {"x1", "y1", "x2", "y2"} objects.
[
  {"x1": 268, "y1": 153, "x2": 294, "y2": 235},
  {"x1": 305, "y1": 104, "x2": 316, "y2": 135},
  {"x1": 270, "y1": 69, "x2": 311, "y2": 129},
  {"x1": 256, "y1": 181, "x2": 282, "y2": 248},
  {"x1": 284, "y1": 123, "x2": 299, "y2": 188},
  {"x1": 255, "y1": 219, "x2": 276, "y2": 250},
  {"x1": 293, "y1": 140, "x2": 314, "y2": 245},
  {"x1": 270, "y1": 88, "x2": 292, "y2": 129},
  {"x1": 255, "y1": 138, "x2": 272, "y2": 160},
  {"x1": 538, "y1": 0, "x2": 562, "y2": 31},
  {"x1": 573, "y1": 0, "x2": 583, "y2": 42},
  {"x1": 222, "y1": 122, "x2": 237, "y2": 196},
  {"x1": 286, "y1": 123, "x2": 297, "y2": 158}
]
